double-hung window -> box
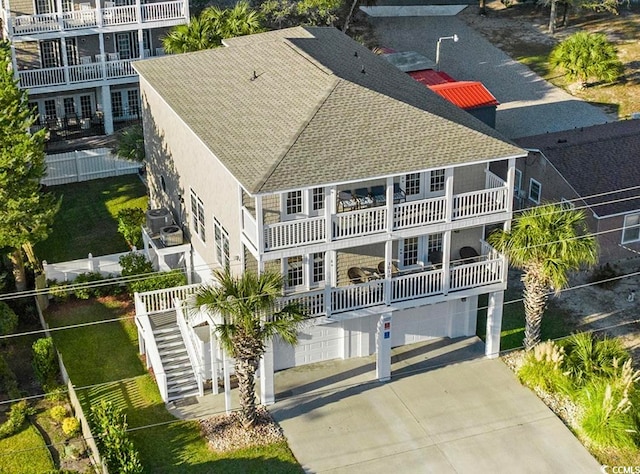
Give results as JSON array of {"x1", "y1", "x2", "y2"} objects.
[
  {"x1": 312, "y1": 188, "x2": 325, "y2": 212},
  {"x1": 190, "y1": 190, "x2": 205, "y2": 242},
  {"x1": 286, "y1": 190, "x2": 302, "y2": 215},
  {"x1": 529, "y1": 178, "x2": 541, "y2": 204},
  {"x1": 312, "y1": 253, "x2": 324, "y2": 284},
  {"x1": 286, "y1": 256, "x2": 304, "y2": 288},
  {"x1": 214, "y1": 217, "x2": 229, "y2": 267},
  {"x1": 429, "y1": 169, "x2": 445, "y2": 192},
  {"x1": 402, "y1": 237, "x2": 419, "y2": 267},
  {"x1": 622, "y1": 213, "x2": 640, "y2": 244}
]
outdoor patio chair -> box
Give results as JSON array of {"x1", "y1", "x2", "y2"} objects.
[
  {"x1": 107, "y1": 52, "x2": 120, "y2": 61},
  {"x1": 337, "y1": 191, "x2": 359, "y2": 212},
  {"x1": 155, "y1": 47, "x2": 165, "y2": 56},
  {"x1": 428, "y1": 250, "x2": 443, "y2": 267},
  {"x1": 354, "y1": 188, "x2": 374, "y2": 208},
  {"x1": 348, "y1": 267, "x2": 368, "y2": 285},
  {"x1": 459, "y1": 246, "x2": 479, "y2": 264},
  {"x1": 370, "y1": 185, "x2": 386, "y2": 206},
  {"x1": 79, "y1": 56, "x2": 92, "y2": 64},
  {"x1": 95, "y1": 53, "x2": 106, "y2": 63},
  {"x1": 377, "y1": 260, "x2": 399, "y2": 276},
  {"x1": 393, "y1": 183, "x2": 406, "y2": 204}
]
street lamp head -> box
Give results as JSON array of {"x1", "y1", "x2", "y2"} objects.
[{"x1": 453, "y1": 34, "x2": 459, "y2": 42}]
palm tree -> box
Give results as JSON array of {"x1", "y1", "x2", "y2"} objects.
[
  {"x1": 163, "y1": 2, "x2": 263, "y2": 54},
  {"x1": 550, "y1": 31, "x2": 623, "y2": 87},
  {"x1": 488, "y1": 203, "x2": 597, "y2": 351},
  {"x1": 192, "y1": 268, "x2": 306, "y2": 428}
]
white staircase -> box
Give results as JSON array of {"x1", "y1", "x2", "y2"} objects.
[{"x1": 151, "y1": 315, "x2": 200, "y2": 401}]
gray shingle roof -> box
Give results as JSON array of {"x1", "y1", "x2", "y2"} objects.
[
  {"x1": 516, "y1": 120, "x2": 640, "y2": 217},
  {"x1": 134, "y1": 26, "x2": 525, "y2": 194}
]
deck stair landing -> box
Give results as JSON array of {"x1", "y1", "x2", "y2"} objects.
[{"x1": 150, "y1": 311, "x2": 199, "y2": 401}]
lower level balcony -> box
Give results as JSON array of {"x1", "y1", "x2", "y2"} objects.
[
  {"x1": 280, "y1": 245, "x2": 506, "y2": 318},
  {"x1": 18, "y1": 59, "x2": 136, "y2": 89}
]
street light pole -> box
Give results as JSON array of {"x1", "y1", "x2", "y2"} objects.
[{"x1": 435, "y1": 34, "x2": 459, "y2": 71}]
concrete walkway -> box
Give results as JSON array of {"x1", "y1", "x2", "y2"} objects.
[
  {"x1": 368, "y1": 13, "x2": 612, "y2": 138},
  {"x1": 270, "y1": 337, "x2": 601, "y2": 473}
]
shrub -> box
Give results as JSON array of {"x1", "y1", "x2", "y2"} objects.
[
  {"x1": 61, "y1": 417, "x2": 80, "y2": 437},
  {"x1": 577, "y1": 359, "x2": 640, "y2": 449},
  {"x1": 119, "y1": 252, "x2": 153, "y2": 277},
  {"x1": 117, "y1": 208, "x2": 146, "y2": 249},
  {"x1": 0, "y1": 301, "x2": 18, "y2": 336},
  {"x1": 73, "y1": 272, "x2": 105, "y2": 299},
  {"x1": 44, "y1": 384, "x2": 67, "y2": 402},
  {"x1": 128, "y1": 270, "x2": 187, "y2": 294},
  {"x1": 90, "y1": 400, "x2": 143, "y2": 474},
  {"x1": 0, "y1": 400, "x2": 33, "y2": 439},
  {"x1": 588, "y1": 263, "x2": 621, "y2": 289},
  {"x1": 563, "y1": 332, "x2": 629, "y2": 388},
  {"x1": 32, "y1": 338, "x2": 59, "y2": 388},
  {"x1": 48, "y1": 280, "x2": 72, "y2": 302},
  {"x1": 518, "y1": 340, "x2": 571, "y2": 394},
  {"x1": 50, "y1": 405, "x2": 67, "y2": 423}
]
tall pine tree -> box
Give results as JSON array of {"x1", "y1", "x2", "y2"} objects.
[{"x1": 0, "y1": 41, "x2": 58, "y2": 291}]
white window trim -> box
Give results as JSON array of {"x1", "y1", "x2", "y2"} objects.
[
  {"x1": 529, "y1": 178, "x2": 541, "y2": 204},
  {"x1": 514, "y1": 168, "x2": 522, "y2": 193},
  {"x1": 190, "y1": 189, "x2": 206, "y2": 244},
  {"x1": 213, "y1": 217, "x2": 229, "y2": 268},
  {"x1": 622, "y1": 213, "x2": 640, "y2": 244}
]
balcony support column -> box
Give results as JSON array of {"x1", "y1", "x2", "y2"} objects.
[
  {"x1": 255, "y1": 195, "x2": 264, "y2": 254},
  {"x1": 259, "y1": 339, "x2": 275, "y2": 405},
  {"x1": 384, "y1": 239, "x2": 392, "y2": 305},
  {"x1": 137, "y1": 29, "x2": 145, "y2": 59},
  {"x1": 506, "y1": 157, "x2": 516, "y2": 215},
  {"x1": 485, "y1": 290, "x2": 504, "y2": 358},
  {"x1": 99, "y1": 84, "x2": 114, "y2": 134},
  {"x1": 375, "y1": 312, "x2": 392, "y2": 382},
  {"x1": 324, "y1": 249, "x2": 335, "y2": 316},
  {"x1": 60, "y1": 36, "x2": 70, "y2": 85},
  {"x1": 210, "y1": 325, "x2": 219, "y2": 395},
  {"x1": 385, "y1": 177, "x2": 394, "y2": 231},
  {"x1": 442, "y1": 230, "x2": 451, "y2": 294},
  {"x1": 325, "y1": 186, "x2": 334, "y2": 242},
  {"x1": 444, "y1": 167, "x2": 454, "y2": 222},
  {"x1": 9, "y1": 42, "x2": 19, "y2": 83},
  {"x1": 95, "y1": 0, "x2": 103, "y2": 26},
  {"x1": 56, "y1": 0, "x2": 63, "y2": 29}
]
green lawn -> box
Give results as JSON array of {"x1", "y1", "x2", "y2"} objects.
[
  {"x1": 46, "y1": 298, "x2": 302, "y2": 473},
  {"x1": 477, "y1": 285, "x2": 576, "y2": 351},
  {"x1": 36, "y1": 175, "x2": 148, "y2": 263},
  {"x1": 0, "y1": 423, "x2": 55, "y2": 474}
]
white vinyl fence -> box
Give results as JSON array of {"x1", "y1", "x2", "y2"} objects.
[
  {"x1": 43, "y1": 250, "x2": 134, "y2": 282},
  {"x1": 43, "y1": 148, "x2": 141, "y2": 186}
]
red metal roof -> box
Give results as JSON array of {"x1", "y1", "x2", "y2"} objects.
[
  {"x1": 408, "y1": 69, "x2": 456, "y2": 86},
  {"x1": 428, "y1": 81, "x2": 499, "y2": 110}
]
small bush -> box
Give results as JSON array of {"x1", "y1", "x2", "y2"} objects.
[
  {"x1": 48, "y1": 280, "x2": 72, "y2": 302},
  {"x1": 119, "y1": 252, "x2": 153, "y2": 277},
  {"x1": 563, "y1": 332, "x2": 629, "y2": 388},
  {"x1": 90, "y1": 400, "x2": 143, "y2": 474},
  {"x1": 128, "y1": 270, "x2": 187, "y2": 294},
  {"x1": 32, "y1": 338, "x2": 59, "y2": 388},
  {"x1": 50, "y1": 405, "x2": 67, "y2": 423},
  {"x1": 117, "y1": 208, "x2": 145, "y2": 249},
  {"x1": 577, "y1": 359, "x2": 639, "y2": 449},
  {"x1": 0, "y1": 302, "x2": 18, "y2": 337},
  {"x1": 61, "y1": 417, "x2": 80, "y2": 437},
  {"x1": 73, "y1": 272, "x2": 105, "y2": 299},
  {"x1": 0, "y1": 400, "x2": 33, "y2": 439},
  {"x1": 44, "y1": 384, "x2": 68, "y2": 402},
  {"x1": 588, "y1": 263, "x2": 621, "y2": 289},
  {"x1": 518, "y1": 340, "x2": 571, "y2": 393}
]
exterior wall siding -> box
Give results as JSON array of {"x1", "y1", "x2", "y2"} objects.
[
  {"x1": 452, "y1": 162, "x2": 485, "y2": 194},
  {"x1": 597, "y1": 216, "x2": 640, "y2": 262},
  {"x1": 141, "y1": 76, "x2": 243, "y2": 275}
]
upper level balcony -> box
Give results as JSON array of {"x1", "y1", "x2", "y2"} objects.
[
  {"x1": 6, "y1": 0, "x2": 186, "y2": 38},
  {"x1": 241, "y1": 169, "x2": 510, "y2": 254},
  {"x1": 18, "y1": 56, "x2": 137, "y2": 89}
]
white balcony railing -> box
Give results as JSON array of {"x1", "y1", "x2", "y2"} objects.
[
  {"x1": 331, "y1": 279, "x2": 385, "y2": 313},
  {"x1": 279, "y1": 289, "x2": 325, "y2": 317},
  {"x1": 18, "y1": 59, "x2": 136, "y2": 89},
  {"x1": 486, "y1": 170, "x2": 504, "y2": 189},
  {"x1": 452, "y1": 187, "x2": 508, "y2": 221},
  {"x1": 244, "y1": 181, "x2": 509, "y2": 252},
  {"x1": 135, "y1": 283, "x2": 200, "y2": 314},
  {"x1": 449, "y1": 257, "x2": 504, "y2": 292},
  {"x1": 393, "y1": 196, "x2": 446, "y2": 230},
  {"x1": 333, "y1": 206, "x2": 387, "y2": 240},
  {"x1": 391, "y1": 269, "x2": 443, "y2": 302},
  {"x1": 265, "y1": 216, "x2": 325, "y2": 251},
  {"x1": 8, "y1": 0, "x2": 186, "y2": 36}
]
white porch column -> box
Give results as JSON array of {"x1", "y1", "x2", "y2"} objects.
[
  {"x1": 375, "y1": 313, "x2": 392, "y2": 381},
  {"x1": 209, "y1": 325, "x2": 219, "y2": 395},
  {"x1": 385, "y1": 177, "x2": 394, "y2": 231},
  {"x1": 60, "y1": 36, "x2": 69, "y2": 85},
  {"x1": 259, "y1": 339, "x2": 275, "y2": 405},
  {"x1": 325, "y1": 186, "x2": 334, "y2": 242},
  {"x1": 485, "y1": 290, "x2": 504, "y2": 358},
  {"x1": 255, "y1": 195, "x2": 264, "y2": 255},
  {"x1": 441, "y1": 230, "x2": 452, "y2": 294},
  {"x1": 384, "y1": 240, "x2": 392, "y2": 305},
  {"x1": 506, "y1": 157, "x2": 516, "y2": 214},
  {"x1": 100, "y1": 84, "x2": 114, "y2": 134},
  {"x1": 444, "y1": 167, "x2": 454, "y2": 222},
  {"x1": 324, "y1": 249, "x2": 335, "y2": 316}
]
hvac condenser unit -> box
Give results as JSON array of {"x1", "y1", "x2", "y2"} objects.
[
  {"x1": 160, "y1": 225, "x2": 184, "y2": 246},
  {"x1": 146, "y1": 208, "x2": 172, "y2": 234}
]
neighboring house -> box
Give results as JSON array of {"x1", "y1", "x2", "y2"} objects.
[
  {"x1": 514, "y1": 120, "x2": 640, "y2": 262},
  {"x1": 1, "y1": 0, "x2": 189, "y2": 136},
  {"x1": 381, "y1": 50, "x2": 499, "y2": 128},
  {"x1": 132, "y1": 26, "x2": 526, "y2": 403}
]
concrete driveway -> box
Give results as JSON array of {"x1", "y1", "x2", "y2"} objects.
[
  {"x1": 271, "y1": 337, "x2": 601, "y2": 473},
  {"x1": 368, "y1": 14, "x2": 612, "y2": 138}
]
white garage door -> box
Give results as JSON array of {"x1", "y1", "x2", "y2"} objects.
[{"x1": 274, "y1": 321, "x2": 343, "y2": 371}]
